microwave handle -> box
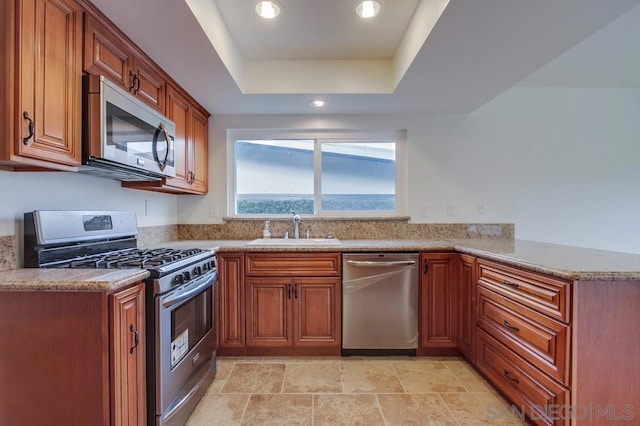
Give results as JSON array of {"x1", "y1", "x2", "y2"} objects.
[{"x1": 153, "y1": 123, "x2": 172, "y2": 171}]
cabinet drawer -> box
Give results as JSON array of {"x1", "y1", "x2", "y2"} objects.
[
  {"x1": 478, "y1": 260, "x2": 570, "y2": 322},
  {"x1": 245, "y1": 253, "x2": 341, "y2": 277},
  {"x1": 477, "y1": 286, "x2": 570, "y2": 386},
  {"x1": 476, "y1": 329, "x2": 570, "y2": 426}
]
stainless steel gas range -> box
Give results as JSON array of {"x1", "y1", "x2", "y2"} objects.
[{"x1": 24, "y1": 210, "x2": 217, "y2": 426}]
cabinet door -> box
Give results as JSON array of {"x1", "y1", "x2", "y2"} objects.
[
  {"x1": 165, "y1": 84, "x2": 191, "y2": 190},
  {"x1": 110, "y1": 283, "x2": 146, "y2": 426},
  {"x1": 132, "y1": 56, "x2": 165, "y2": 112},
  {"x1": 293, "y1": 277, "x2": 341, "y2": 347},
  {"x1": 17, "y1": 0, "x2": 82, "y2": 167},
  {"x1": 218, "y1": 253, "x2": 245, "y2": 349},
  {"x1": 458, "y1": 254, "x2": 476, "y2": 361},
  {"x1": 189, "y1": 105, "x2": 209, "y2": 193},
  {"x1": 84, "y1": 14, "x2": 164, "y2": 112},
  {"x1": 83, "y1": 14, "x2": 133, "y2": 91},
  {"x1": 420, "y1": 253, "x2": 458, "y2": 349},
  {"x1": 246, "y1": 278, "x2": 293, "y2": 347}
]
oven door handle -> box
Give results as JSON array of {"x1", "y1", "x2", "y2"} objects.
[{"x1": 162, "y1": 277, "x2": 213, "y2": 308}]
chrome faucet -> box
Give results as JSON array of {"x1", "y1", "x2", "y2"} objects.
[{"x1": 292, "y1": 211, "x2": 301, "y2": 239}]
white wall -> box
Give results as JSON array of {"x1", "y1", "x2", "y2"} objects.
[
  {"x1": 178, "y1": 86, "x2": 640, "y2": 254},
  {"x1": 0, "y1": 170, "x2": 178, "y2": 236}
]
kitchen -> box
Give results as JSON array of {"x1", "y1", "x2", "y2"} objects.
[{"x1": 1, "y1": 0, "x2": 640, "y2": 425}]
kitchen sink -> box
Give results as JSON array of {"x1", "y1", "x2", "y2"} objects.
[{"x1": 246, "y1": 238, "x2": 342, "y2": 246}]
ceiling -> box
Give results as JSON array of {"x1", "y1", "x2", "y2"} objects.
[{"x1": 88, "y1": 0, "x2": 640, "y2": 115}]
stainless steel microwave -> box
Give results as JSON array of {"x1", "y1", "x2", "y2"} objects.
[{"x1": 80, "y1": 75, "x2": 176, "y2": 181}]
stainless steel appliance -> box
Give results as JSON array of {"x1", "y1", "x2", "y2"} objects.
[
  {"x1": 23, "y1": 210, "x2": 217, "y2": 426},
  {"x1": 342, "y1": 252, "x2": 419, "y2": 355},
  {"x1": 81, "y1": 75, "x2": 176, "y2": 181}
]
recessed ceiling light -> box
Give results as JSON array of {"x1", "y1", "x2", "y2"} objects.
[
  {"x1": 255, "y1": 1, "x2": 282, "y2": 19},
  {"x1": 310, "y1": 100, "x2": 326, "y2": 108},
  {"x1": 355, "y1": 1, "x2": 382, "y2": 18}
]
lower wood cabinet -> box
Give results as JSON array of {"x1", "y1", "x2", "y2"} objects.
[
  {"x1": 0, "y1": 282, "x2": 146, "y2": 426},
  {"x1": 419, "y1": 252, "x2": 459, "y2": 354},
  {"x1": 458, "y1": 254, "x2": 476, "y2": 362},
  {"x1": 476, "y1": 328, "x2": 570, "y2": 426},
  {"x1": 245, "y1": 276, "x2": 341, "y2": 352},
  {"x1": 218, "y1": 252, "x2": 246, "y2": 353},
  {"x1": 110, "y1": 283, "x2": 146, "y2": 426},
  {"x1": 216, "y1": 252, "x2": 342, "y2": 356}
]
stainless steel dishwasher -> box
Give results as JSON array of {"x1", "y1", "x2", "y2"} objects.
[{"x1": 342, "y1": 252, "x2": 419, "y2": 355}]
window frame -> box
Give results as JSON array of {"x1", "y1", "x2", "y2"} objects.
[{"x1": 227, "y1": 129, "x2": 408, "y2": 218}]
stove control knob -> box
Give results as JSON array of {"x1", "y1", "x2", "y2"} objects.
[
  {"x1": 193, "y1": 266, "x2": 202, "y2": 277},
  {"x1": 173, "y1": 274, "x2": 184, "y2": 286},
  {"x1": 183, "y1": 271, "x2": 191, "y2": 282}
]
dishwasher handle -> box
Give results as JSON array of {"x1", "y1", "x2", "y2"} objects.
[{"x1": 345, "y1": 260, "x2": 417, "y2": 267}]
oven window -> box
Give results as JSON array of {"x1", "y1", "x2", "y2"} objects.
[{"x1": 170, "y1": 287, "x2": 212, "y2": 368}]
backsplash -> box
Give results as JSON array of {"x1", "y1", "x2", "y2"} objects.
[
  {"x1": 137, "y1": 225, "x2": 179, "y2": 248},
  {"x1": 1, "y1": 221, "x2": 513, "y2": 269},
  {"x1": 0, "y1": 236, "x2": 18, "y2": 271},
  {"x1": 178, "y1": 219, "x2": 514, "y2": 241}
]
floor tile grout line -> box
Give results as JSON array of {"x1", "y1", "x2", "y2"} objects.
[
  {"x1": 434, "y1": 392, "x2": 462, "y2": 426},
  {"x1": 238, "y1": 393, "x2": 252, "y2": 425},
  {"x1": 390, "y1": 361, "x2": 409, "y2": 394},
  {"x1": 280, "y1": 362, "x2": 287, "y2": 394},
  {"x1": 374, "y1": 394, "x2": 389, "y2": 426}
]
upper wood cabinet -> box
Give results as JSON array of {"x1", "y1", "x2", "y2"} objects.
[
  {"x1": 0, "y1": 0, "x2": 83, "y2": 171},
  {"x1": 84, "y1": 13, "x2": 165, "y2": 112},
  {"x1": 164, "y1": 84, "x2": 209, "y2": 193},
  {"x1": 122, "y1": 84, "x2": 209, "y2": 194}
]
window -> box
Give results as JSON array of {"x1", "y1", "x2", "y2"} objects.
[{"x1": 229, "y1": 130, "x2": 407, "y2": 216}]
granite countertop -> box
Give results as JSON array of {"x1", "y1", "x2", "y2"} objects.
[
  {"x1": 158, "y1": 238, "x2": 640, "y2": 282},
  {"x1": 0, "y1": 268, "x2": 150, "y2": 292},
  {"x1": 2, "y1": 238, "x2": 638, "y2": 291}
]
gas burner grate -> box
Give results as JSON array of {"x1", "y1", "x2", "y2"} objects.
[{"x1": 62, "y1": 248, "x2": 207, "y2": 270}]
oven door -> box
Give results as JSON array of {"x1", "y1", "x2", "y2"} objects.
[{"x1": 154, "y1": 271, "x2": 217, "y2": 426}]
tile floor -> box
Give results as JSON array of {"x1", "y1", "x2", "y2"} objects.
[{"x1": 185, "y1": 356, "x2": 527, "y2": 425}]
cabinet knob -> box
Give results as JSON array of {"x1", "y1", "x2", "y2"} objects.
[{"x1": 22, "y1": 111, "x2": 35, "y2": 145}]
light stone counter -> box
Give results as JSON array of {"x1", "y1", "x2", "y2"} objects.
[
  {"x1": 0, "y1": 268, "x2": 150, "y2": 292},
  {"x1": 157, "y1": 239, "x2": 640, "y2": 282},
  {"x1": 3, "y1": 238, "x2": 637, "y2": 291}
]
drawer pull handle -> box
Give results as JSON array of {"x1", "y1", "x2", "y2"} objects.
[
  {"x1": 503, "y1": 279, "x2": 519, "y2": 288},
  {"x1": 503, "y1": 320, "x2": 520, "y2": 332},
  {"x1": 504, "y1": 370, "x2": 519, "y2": 384}
]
